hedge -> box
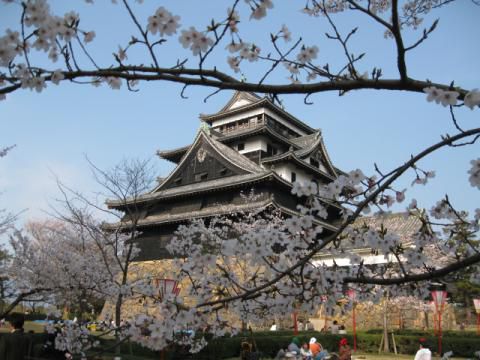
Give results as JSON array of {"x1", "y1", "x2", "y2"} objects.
[{"x1": 2, "y1": 329, "x2": 479, "y2": 359}]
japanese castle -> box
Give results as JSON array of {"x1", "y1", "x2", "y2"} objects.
[{"x1": 107, "y1": 91, "x2": 343, "y2": 260}]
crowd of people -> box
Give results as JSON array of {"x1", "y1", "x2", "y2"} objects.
[{"x1": 275, "y1": 336, "x2": 352, "y2": 360}]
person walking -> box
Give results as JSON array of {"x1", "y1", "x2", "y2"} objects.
[{"x1": 0, "y1": 313, "x2": 32, "y2": 360}]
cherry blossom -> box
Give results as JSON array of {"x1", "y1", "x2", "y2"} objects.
[
  {"x1": 227, "y1": 56, "x2": 241, "y2": 72},
  {"x1": 247, "y1": 0, "x2": 273, "y2": 20},
  {"x1": 147, "y1": 7, "x2": 180, "y2": 36},
  {"x1": 51, "y1": 70, "x2": 64, "y2": 85},
  {"x1": 83, "y1": 31, "x2": 95, "y2": 43},
  {"x1": 464, "y1": 89, "x2": 480, "y2": 110},
  {"x1": 423, "y1": 86, "x2": 443, "y2": 103},
  {"x1": 280, "y1": 24, "x2": 291, "y2": 42},
  {"x1": 296, "y1": 45, "x2": 319, "y2": 63},
  {"x1": 468, "y1": 158, "x2": 480, "y2": 189},
  {"x1": 179, "y1": 27, "x2": 213, "y2": 55},
  {"x1": 439, "y1": 90, "x2": 459, "y2": 107},
  {"x1": 106, "y1": 77, "x2": 122, "y2": 89}
]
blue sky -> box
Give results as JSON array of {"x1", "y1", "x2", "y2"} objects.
[{"x1": 0, "y1": 1, "x2": 479, "y2": 232}]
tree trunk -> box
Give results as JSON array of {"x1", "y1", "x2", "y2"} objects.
[
  {"x1": 382, "y1": 298, "x2": 390, "y2": 352},
  {"x1": 114, "y1": 293, "x2": 123, "y2": 357},
  {"x1": 424, "y1": 310, "x2": 429, "y2": 329}
]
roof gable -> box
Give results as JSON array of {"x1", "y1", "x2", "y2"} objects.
[
  {"x1": 218, "y1": 91, "x2": 261, "y2": 113},
  {"x1": 154, "y1": 130, "x2": 264, "y2": 192}
]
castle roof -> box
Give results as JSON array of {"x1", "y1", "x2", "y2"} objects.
[
  {"x1": 200, "y1": 91, "x2": 317, "y2": 134},
  {"x1": 107, "y1": 196, "x2": 339, "y2": 231}
]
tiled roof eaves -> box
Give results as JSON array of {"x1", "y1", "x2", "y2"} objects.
[
  {"x1": 106, "y1": 198, "x2": 275, "y2": 229},
  {"x1": 157, "y1": 145, "x2": 190, "y2": 161},
  {"x1": 108, "y1": 197, "x2": 338, "y2": 231},
  {"x1": 107, "y1": 171, "x2": 278, "y2": 208},
  {"x1": 294, "y1": 135, "x2": 322, "y2": 158},
  {"x1": 290, "y1": 132, "x2": 320, "y2": 148},
  {"x1": 318, "y1": 136, "x2": 338, "y2": 177}
]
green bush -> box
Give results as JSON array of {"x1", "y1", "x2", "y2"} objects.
[{"x1": 3, "y1": 328, "x2": 478, "y2": 359}]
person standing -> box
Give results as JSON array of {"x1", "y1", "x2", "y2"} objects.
[
  {"x1": 414, "y1": 338, "x2": 431, "y2": 360},
  {"x1": 0, "y1": 313, "x2": 32, "y2": 360},
  {"x1": 330, "y1": 320, "x2": 339, "y2": 335}
]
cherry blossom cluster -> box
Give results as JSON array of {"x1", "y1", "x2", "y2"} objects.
[
  {"x1": 424, "y1": 86, "x2": 480, "y2": 109},
  {"x1": 53, "y1": 322, "x2": 97, "y2": 359},
  {"x1": 127, "y1": 307, "x2": 211, "y2": 352},
  {"x1": 179, "y1": 27, "x2": 214, "y2": 56},
  {"x1": 245, "y1": 0, "x2": 273, "y2": 20},
  {"x1": 147, "y1": 7, "x2": 180, "y2": 37},
  {"x1": 226, "y1": 41, "x2": 262, "y2": 72},
  {"x1": 468, "y1": 159, "x2": 480, "y2": 189}
]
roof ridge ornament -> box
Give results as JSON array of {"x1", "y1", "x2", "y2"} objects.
[{"x1": 200, "y1": 122, "x2": 211, "y2": 135}]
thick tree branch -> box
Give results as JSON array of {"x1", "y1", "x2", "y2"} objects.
[
  {"x1": 345, "y1": 252, "x2": 480, "y2": 285},
  {"x1": 0, "y1": 66, "x2": 470, "y2": 100}
]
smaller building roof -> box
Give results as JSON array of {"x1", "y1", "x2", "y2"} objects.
[
  {"x1": 314, "y1": 212, "x2": 426, "y2": 266},
  {"x1": 352, "y1": 212, "x2": 424, "y2": 246}
]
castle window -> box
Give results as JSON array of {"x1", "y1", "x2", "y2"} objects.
[
  {"x1": 291, "y1": 172, "x2": 296, "y2": 183},
  {"x1": 267, "y1": 144, "x2": 275, "y2": 156},
  {"x1": 194, "y1": 172, "x2": 208, "y2": 182},
  {"x1": 238, "y1": 119, "x2": 248, "y2": 129},
  {"x1": 310, "y1": 158, "x2": 319, "y2": 168},
  {"x1": 219, "y1": 167, "x2": 228, "y2": 176}
]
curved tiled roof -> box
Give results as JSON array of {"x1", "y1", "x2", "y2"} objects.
[
  {"x1": 157, "y1": 144, "x2": 190, "y2": 162},
  {"x1": 294, "y1": 132, "x2": 322, "y2": 158},
  {"x1": 290, "y1": 132, "x2": 321, "y2": 149},
  {"x1": 107, "y1": 196, "x2": 339, "y2": 231},
  {"x1": 351, "y1": 212, "x2": 424, "y2": 246}
]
